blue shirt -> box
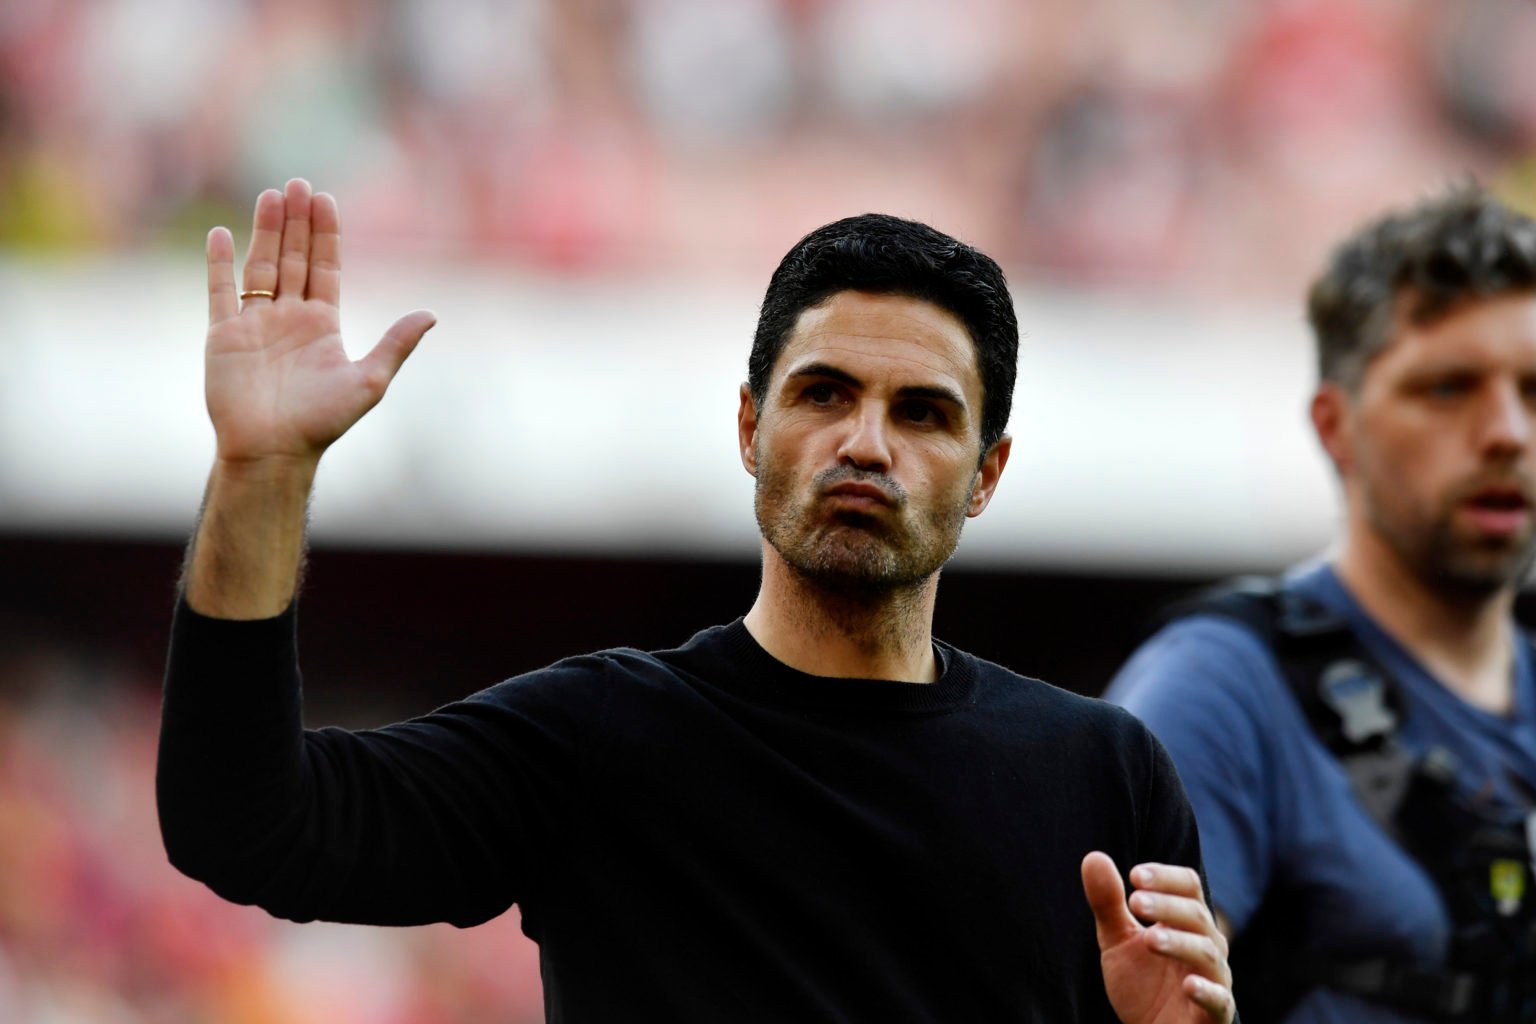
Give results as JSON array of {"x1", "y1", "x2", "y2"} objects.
[{"x1": 1106, "y1": 562, "x2": 1536, "y2": 1024}]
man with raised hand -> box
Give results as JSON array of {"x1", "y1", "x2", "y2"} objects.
[{"x1": 159, "y1": 177, "x2": 1234, "y2": 1023}]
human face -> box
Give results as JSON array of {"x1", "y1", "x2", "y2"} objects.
[
  {"x1": 1318, "y1": 291, "x2": 1536, "y2": 596},
  {"x1": 737, "y1": 291, "x2": 1009, "y2": 593}
]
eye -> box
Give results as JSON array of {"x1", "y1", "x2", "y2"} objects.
[
  {"x1": 897, "y1": 400, "x2": 946, "y2": 427},
  {"x1": 804, "y1": 382, "x2": 841, "y2": 406},
  {"x1": 1423, "y1": 375, "x2": 1474, "y2": 399}
]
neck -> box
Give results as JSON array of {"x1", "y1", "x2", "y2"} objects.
[
  {"x1": 1333, "y1": 528, "x2": 1518, "y2": 714},
  {"x1": 743, "y1": 543, "x2": 940, "y2": 682}
]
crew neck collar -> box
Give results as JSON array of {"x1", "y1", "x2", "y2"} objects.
[
  {"x1": 1292, "y1": 560, "x2": 1535, "y2": 726},
  {"x1": 701, "y1": 619, "x2": 977, "y2": 714}
]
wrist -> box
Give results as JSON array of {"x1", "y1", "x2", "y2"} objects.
[
  {"x1": 185, "y1": 456, "x2": 317, "y2": 620},
  {"x1": 211, "y1": 452, "x2": 321, "y2": 490}
]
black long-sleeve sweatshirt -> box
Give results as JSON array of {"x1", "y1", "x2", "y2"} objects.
[{"x1": 158, "y1": 600, "x2": 1203, "y2": 1023}]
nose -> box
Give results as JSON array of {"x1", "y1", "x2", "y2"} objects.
[
  {"x1": 837, "y1": 402, "x2": 893, "y2": 472},
  {"x1": 1476, "y1": 379, "x2": 1532, "y2": 459}
]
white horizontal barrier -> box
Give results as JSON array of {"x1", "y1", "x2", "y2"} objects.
[{"x1": 0, "y1": 256, "x2": 1335, "y2": 573}]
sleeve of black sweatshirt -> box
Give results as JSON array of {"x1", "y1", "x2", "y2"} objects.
[
  {"x1": 157, "y1": 597, "x2": 610, "y2": 928},
  {"x1": 1134, "y1": 721, "x2": 1205, "y2": 874},
  {"x1": 1132, "y1": 718, "x2": 1244, "y2": 1023}
]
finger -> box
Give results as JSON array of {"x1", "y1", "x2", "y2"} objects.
[
  {"x1": 207, "y1": 227, "x2": 238, "y2": 324},
  {"x1": 1131, "y1": 864, "x2": 1225, "y2": 958},
  {"x1": 241, "y1": 189, "x2": 285, "y2": 301},
  {"x1": 1081, "y1": 852, "x2": 1139, "y2": 949},
  {"x1": 1128, "y1": 890, "x2": 1225, "y2": 956},
  {"x1": 1143, "y1": 926, "x2": 1231, "y2": 987},
  {"x1": 358, "y1": 311, "x2": 437, "y2": 396},
  {"x1": 1130, "y1": 863, "x2": 1206, "y2": 901},
  {"x1": 1183, "y1": 974, "x2": 1236, "y2": 1023},
  {"x1": 308, "y1": 192, "x2": 342, "y2": 306},
  {"x1": 276, "y1": 178, "x2": 313, "y2": 300}
]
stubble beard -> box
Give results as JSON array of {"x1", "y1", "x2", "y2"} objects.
[{"x1": 754, "y1": 459, "x2": 971, "y2": 598}]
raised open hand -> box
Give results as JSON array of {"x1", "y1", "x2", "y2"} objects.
[
  {"x1": 204, "y1": 178, "x2": 434, "y2": 466},
  {"x1": 1083, "y1": 853, "x2": 1235, "y2": 1024}
]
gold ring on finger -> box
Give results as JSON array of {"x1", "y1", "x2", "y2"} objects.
[{"x1": 240, "y1": 289, "x2": 277, "y2": 301}]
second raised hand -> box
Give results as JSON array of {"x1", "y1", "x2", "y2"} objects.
[
  {"x1": 203, "y1": 178, "x2": 436, "y2": 468},
  {"x1": 1083, "y1": 852, "x2": 1235, "y2": 1023}
]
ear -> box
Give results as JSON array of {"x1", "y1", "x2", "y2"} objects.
[
  {"x1": 1310, "y1": 383, "x2": 1353, "y2": 476},
  {"x1": 967, "y1": 435, "x2": 1012, "y2": 517},
  {"x1": 738, "y1": 383, "x2": 759, "y2": 477}
]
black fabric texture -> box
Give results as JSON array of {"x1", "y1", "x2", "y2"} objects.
[{"x1": 158, "y1": 599, "x2": 1204, "y2": 1023}]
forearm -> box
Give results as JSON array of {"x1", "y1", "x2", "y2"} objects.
[
  {"x1": 184, "y1": 456, "x2": 318, "y2": 619},
  {"x1": 158, "y1": 593, "x2": 308, "y2": 905}
]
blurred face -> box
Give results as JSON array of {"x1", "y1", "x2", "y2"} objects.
[
  {"x1": 738, "y1": 291, "x2": 1008, "y2": 592},
  {"x1": 1321, "y1": 291, "x2": 1536, "y2": 596}
]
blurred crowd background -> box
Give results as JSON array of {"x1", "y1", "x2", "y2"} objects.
[
  {"x1": 6, "y1": 0, "x2": 1536, "y2": 1020},
  {"x1": 7, "y1": 0, "x2": 1536, "y2": 293}
]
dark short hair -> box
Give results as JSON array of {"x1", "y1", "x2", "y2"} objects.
[
  {"x1": 748, "y1": 213, "x2": 1018, "y2": 455},
  {"x1": 1308, "y1": 183, "x2": 1536, "y2": 389}
]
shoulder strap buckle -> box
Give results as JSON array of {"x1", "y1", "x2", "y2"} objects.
[{"x1": 1317, "y1": 658, "x2": 1398, "y2": 745}]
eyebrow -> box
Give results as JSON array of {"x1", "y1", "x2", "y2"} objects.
[
  {"x1": 1401, "y1": 362, "x2": 1488, "y2": 380},
  {"x1": 786, "y1": 362, "x2": 968, "y2": 411}
]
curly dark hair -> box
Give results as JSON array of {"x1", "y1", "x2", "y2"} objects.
[
  {"x1": 748, "y1": 214, "x2": 1018, "y2": 457},
  {"x1": 1308, "y1": 183, "x2": 1536, "y2": 389}
]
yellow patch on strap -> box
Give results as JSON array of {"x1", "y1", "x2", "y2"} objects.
[{"x1": 1491, "y1": 859, "x2": 1526, "y2": 916}]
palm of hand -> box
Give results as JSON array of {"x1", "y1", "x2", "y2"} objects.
[
  {"x1": 1100, "y1": 933, "x2": 1204, "y2": 1024},
  {"x1": 206, "y1": 299, "x2": 377, "y2": 463}
]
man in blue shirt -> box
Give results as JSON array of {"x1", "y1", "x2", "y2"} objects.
[{"x1": 1108, "y1": 185, "x2": 1536, "y2": 1024}]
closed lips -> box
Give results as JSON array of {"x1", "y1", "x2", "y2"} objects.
[{"x1": 825, "y1": 483, "x2": 894, "y2": 505}]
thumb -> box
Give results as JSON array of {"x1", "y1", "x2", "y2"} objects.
[
  {"x1": 359, "y1": 310, "x2": 436, "y2": 392},
  {"x1": 1081, "y1": 851, "x2": 1139, "y2": 950}
]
